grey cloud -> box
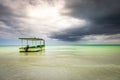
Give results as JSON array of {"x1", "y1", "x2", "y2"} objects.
[
  {"x1": 0, "y1": 4, "x2": 12, "y2": 17},
  {"x1": 105, "y1": 34, "x2": 120, "y2": 40},
  {"x1": 50, "y1": 0, "x2": 120, "y2": 42},
  {"x1": 0, "y1": 0, "x2": 34, "y2": 38}
]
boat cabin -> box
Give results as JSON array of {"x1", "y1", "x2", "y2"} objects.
[{"x1": 19, "y1": 38, "x2": 45, "y2": 52}]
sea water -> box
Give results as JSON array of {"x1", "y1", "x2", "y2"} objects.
[{"x1": 0, "y1": 45, "x2": 120, "y2": 80}]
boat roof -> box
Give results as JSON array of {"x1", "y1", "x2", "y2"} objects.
[{"x1": 19, "y1": 38, "x2": 44, "y2": 40}]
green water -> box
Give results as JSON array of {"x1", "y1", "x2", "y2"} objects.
[{"x1": 0, "y1": 45, "x2": 120, "y2": 80}]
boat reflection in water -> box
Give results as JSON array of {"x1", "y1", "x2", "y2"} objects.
[
  {"x1": 19, "y1": 49, "x2": 45, "y2": 56},
  {"x1": 18, "y1": 49, "x2": 45, "y2": 66}
]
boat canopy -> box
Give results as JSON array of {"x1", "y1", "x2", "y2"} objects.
[{"x1": 19, "y1": 38, "x2": 44, "y2": 41}]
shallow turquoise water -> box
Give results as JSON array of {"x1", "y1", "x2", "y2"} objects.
[{"x1": 0, "y1": 45, "x2": 120, "y2": 80}]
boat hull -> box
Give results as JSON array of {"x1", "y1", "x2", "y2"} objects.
[{"x1": 19, "y1": 48, "x2": 43, "y2": 52}]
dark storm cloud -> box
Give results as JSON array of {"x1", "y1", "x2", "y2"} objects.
[
  {"x1": 63, "y1": 0, "x2": 120, "y2": 20},
  {"x1": 50, "y1": 0, "x2": 120, "y2": 41},
  {"x1": 50, "y1": 23, "x2": 120, "y2": 41}
]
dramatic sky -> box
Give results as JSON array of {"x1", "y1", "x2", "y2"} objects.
[{"x1": 0, "y1": 0, "x2": 120, "y2": 45}]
